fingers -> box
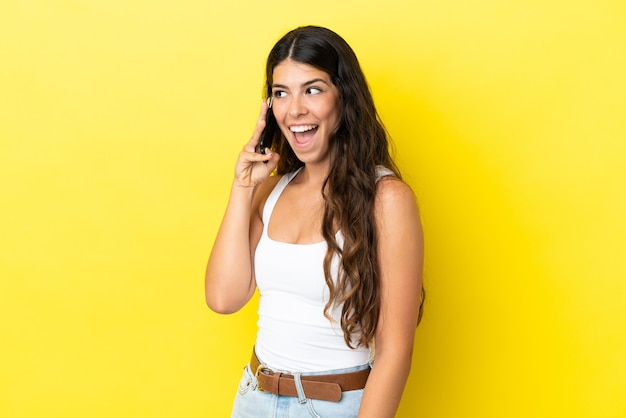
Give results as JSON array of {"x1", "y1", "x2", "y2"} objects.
[
  {"x1": 244, "y1": 100, "x2": 270, "y2": 152},
  {"x1": 262, "y1": 148, "x2": 280, "y2": 172},
  {"x1": 235, "y1": 145, "x2": 279, "y2": 174},
  {"x1": 233, "y1": 147, "x2": 280, "y2": 189},
  {"x1": 239, "y1": 147, "x2": 275, "y2": 165},
  {"x1": 233, "y1": 100, "x2": 279, "y2": 188}
]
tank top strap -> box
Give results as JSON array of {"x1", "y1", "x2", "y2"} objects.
[
  {"x1": 375, "y1": 165, "x2": 396, "y2": 180},
  {"x1": 261, "y1": 169, "x2": 302, "y2": 225}
]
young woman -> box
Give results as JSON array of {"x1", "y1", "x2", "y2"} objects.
[{"x1": 206, "y1": 26, "x2": 424, "y2": 418}]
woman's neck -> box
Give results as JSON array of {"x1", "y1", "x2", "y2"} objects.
[{"x1": 293, "y1": 162, "x2": 329, "y2": 188}]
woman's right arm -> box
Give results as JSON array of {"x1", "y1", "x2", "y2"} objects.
[{"x1": 205, "y1": 102, "x2": 280, "y2": 314}]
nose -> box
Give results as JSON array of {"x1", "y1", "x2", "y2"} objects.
[{"x1": 288, "y1": 95, "x2": 307, "y2": 118}]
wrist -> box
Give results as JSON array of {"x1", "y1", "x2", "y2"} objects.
[{"x1": 231, "y1": 180, "x2": 258, "y2": 193}]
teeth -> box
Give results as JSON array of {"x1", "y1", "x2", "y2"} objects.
[{"x1": 290, "y1": 125, "x2": 317, "y2": 133}]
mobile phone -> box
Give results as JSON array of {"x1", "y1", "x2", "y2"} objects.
[{"x1": 256, "y1": 99, "x2": 276, "y2": 155}]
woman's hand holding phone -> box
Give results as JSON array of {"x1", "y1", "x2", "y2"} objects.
[
  {"x1": 256, "y1": 97, "x2": 276, "y2": 154},
  {"x1": 233, "y1": 100, "x2": 280, "y2": 189}
]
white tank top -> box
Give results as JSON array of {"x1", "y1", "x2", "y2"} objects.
[{"x1": 254, "y1": 169, "x2": 383, "y2": 372}]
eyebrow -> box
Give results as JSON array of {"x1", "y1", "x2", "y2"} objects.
[{"x1": 271, "y1": 78, "x2": 330, "y2": 90}]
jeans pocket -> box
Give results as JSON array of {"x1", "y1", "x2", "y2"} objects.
[{"x1": 307, "y1": 388, "x2": 364, "y2": 418}]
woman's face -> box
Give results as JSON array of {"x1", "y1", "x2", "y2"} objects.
[{"x1": 271, "y1": 59, "x2": 340, "y2": 167}]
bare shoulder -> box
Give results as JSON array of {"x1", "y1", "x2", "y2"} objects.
[
  {"x1": 253, "y1": 174, "x2": 283, "y2": 219},
  {"x1": 374, "y1": 176, "x2": 422, "y2": 235},
  {"x1": 375, "y1": 177, "x2": 419, "y2": 213},
  {"x1": 256, "y1": 173, "x2": 283, "y2": 198}
]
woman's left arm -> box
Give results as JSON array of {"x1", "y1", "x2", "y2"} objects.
[{"x1": 358, "y1": 177, "x2": 424, "y2": 418}]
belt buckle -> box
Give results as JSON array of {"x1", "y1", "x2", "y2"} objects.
[{"x1": 255, "y1": 363, "x2": 272, "y2": 392}]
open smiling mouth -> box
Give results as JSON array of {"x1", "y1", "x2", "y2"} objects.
[{"x1": 290, "y1": 125, "x2": 319, "y2": 144}]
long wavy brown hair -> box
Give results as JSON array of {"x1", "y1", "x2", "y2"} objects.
[{"x1": 264, "y1": 26, "x2": 423, "y2": 348}]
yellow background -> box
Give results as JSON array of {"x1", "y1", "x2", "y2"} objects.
[{"x1": 1, "y1": 0, "x2": 625, "y2": 417}]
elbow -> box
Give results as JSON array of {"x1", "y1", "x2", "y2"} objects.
[
  {"x1": 205, "y1": 286, "x2": 249, "y2": 314},
  {"x1": 204, "y1": 270, "x2": 253, "y2": 314},
  {"x1": 205, "y1": 293, "x2": 240, "y2": 314}
]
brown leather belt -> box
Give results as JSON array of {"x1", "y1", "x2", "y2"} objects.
[{"x1": 250, "y1": 351, "x2": 370, "y2": 402}]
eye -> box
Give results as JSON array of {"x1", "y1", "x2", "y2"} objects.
[
  {"x1": 306, "y1": 87, "x2": 322, "y2": 95},
  {"x1": 272, "y1": 90, "x2": 287, "y2": 98}
]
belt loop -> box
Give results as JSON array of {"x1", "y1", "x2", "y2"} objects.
[
  {"x1": 293, "y1": 373, "x2": 307, "y2": 404},
  {"x1": 247, "y1": 364, "x2": 258, "y2": 390},
  {"x1": 271, "y1": 372, "x2": 282, "y2": 395}
]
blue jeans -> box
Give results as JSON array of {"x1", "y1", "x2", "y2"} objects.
[{"x1": 231, "y1": 362, "x2": 370, "y2": 418}]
